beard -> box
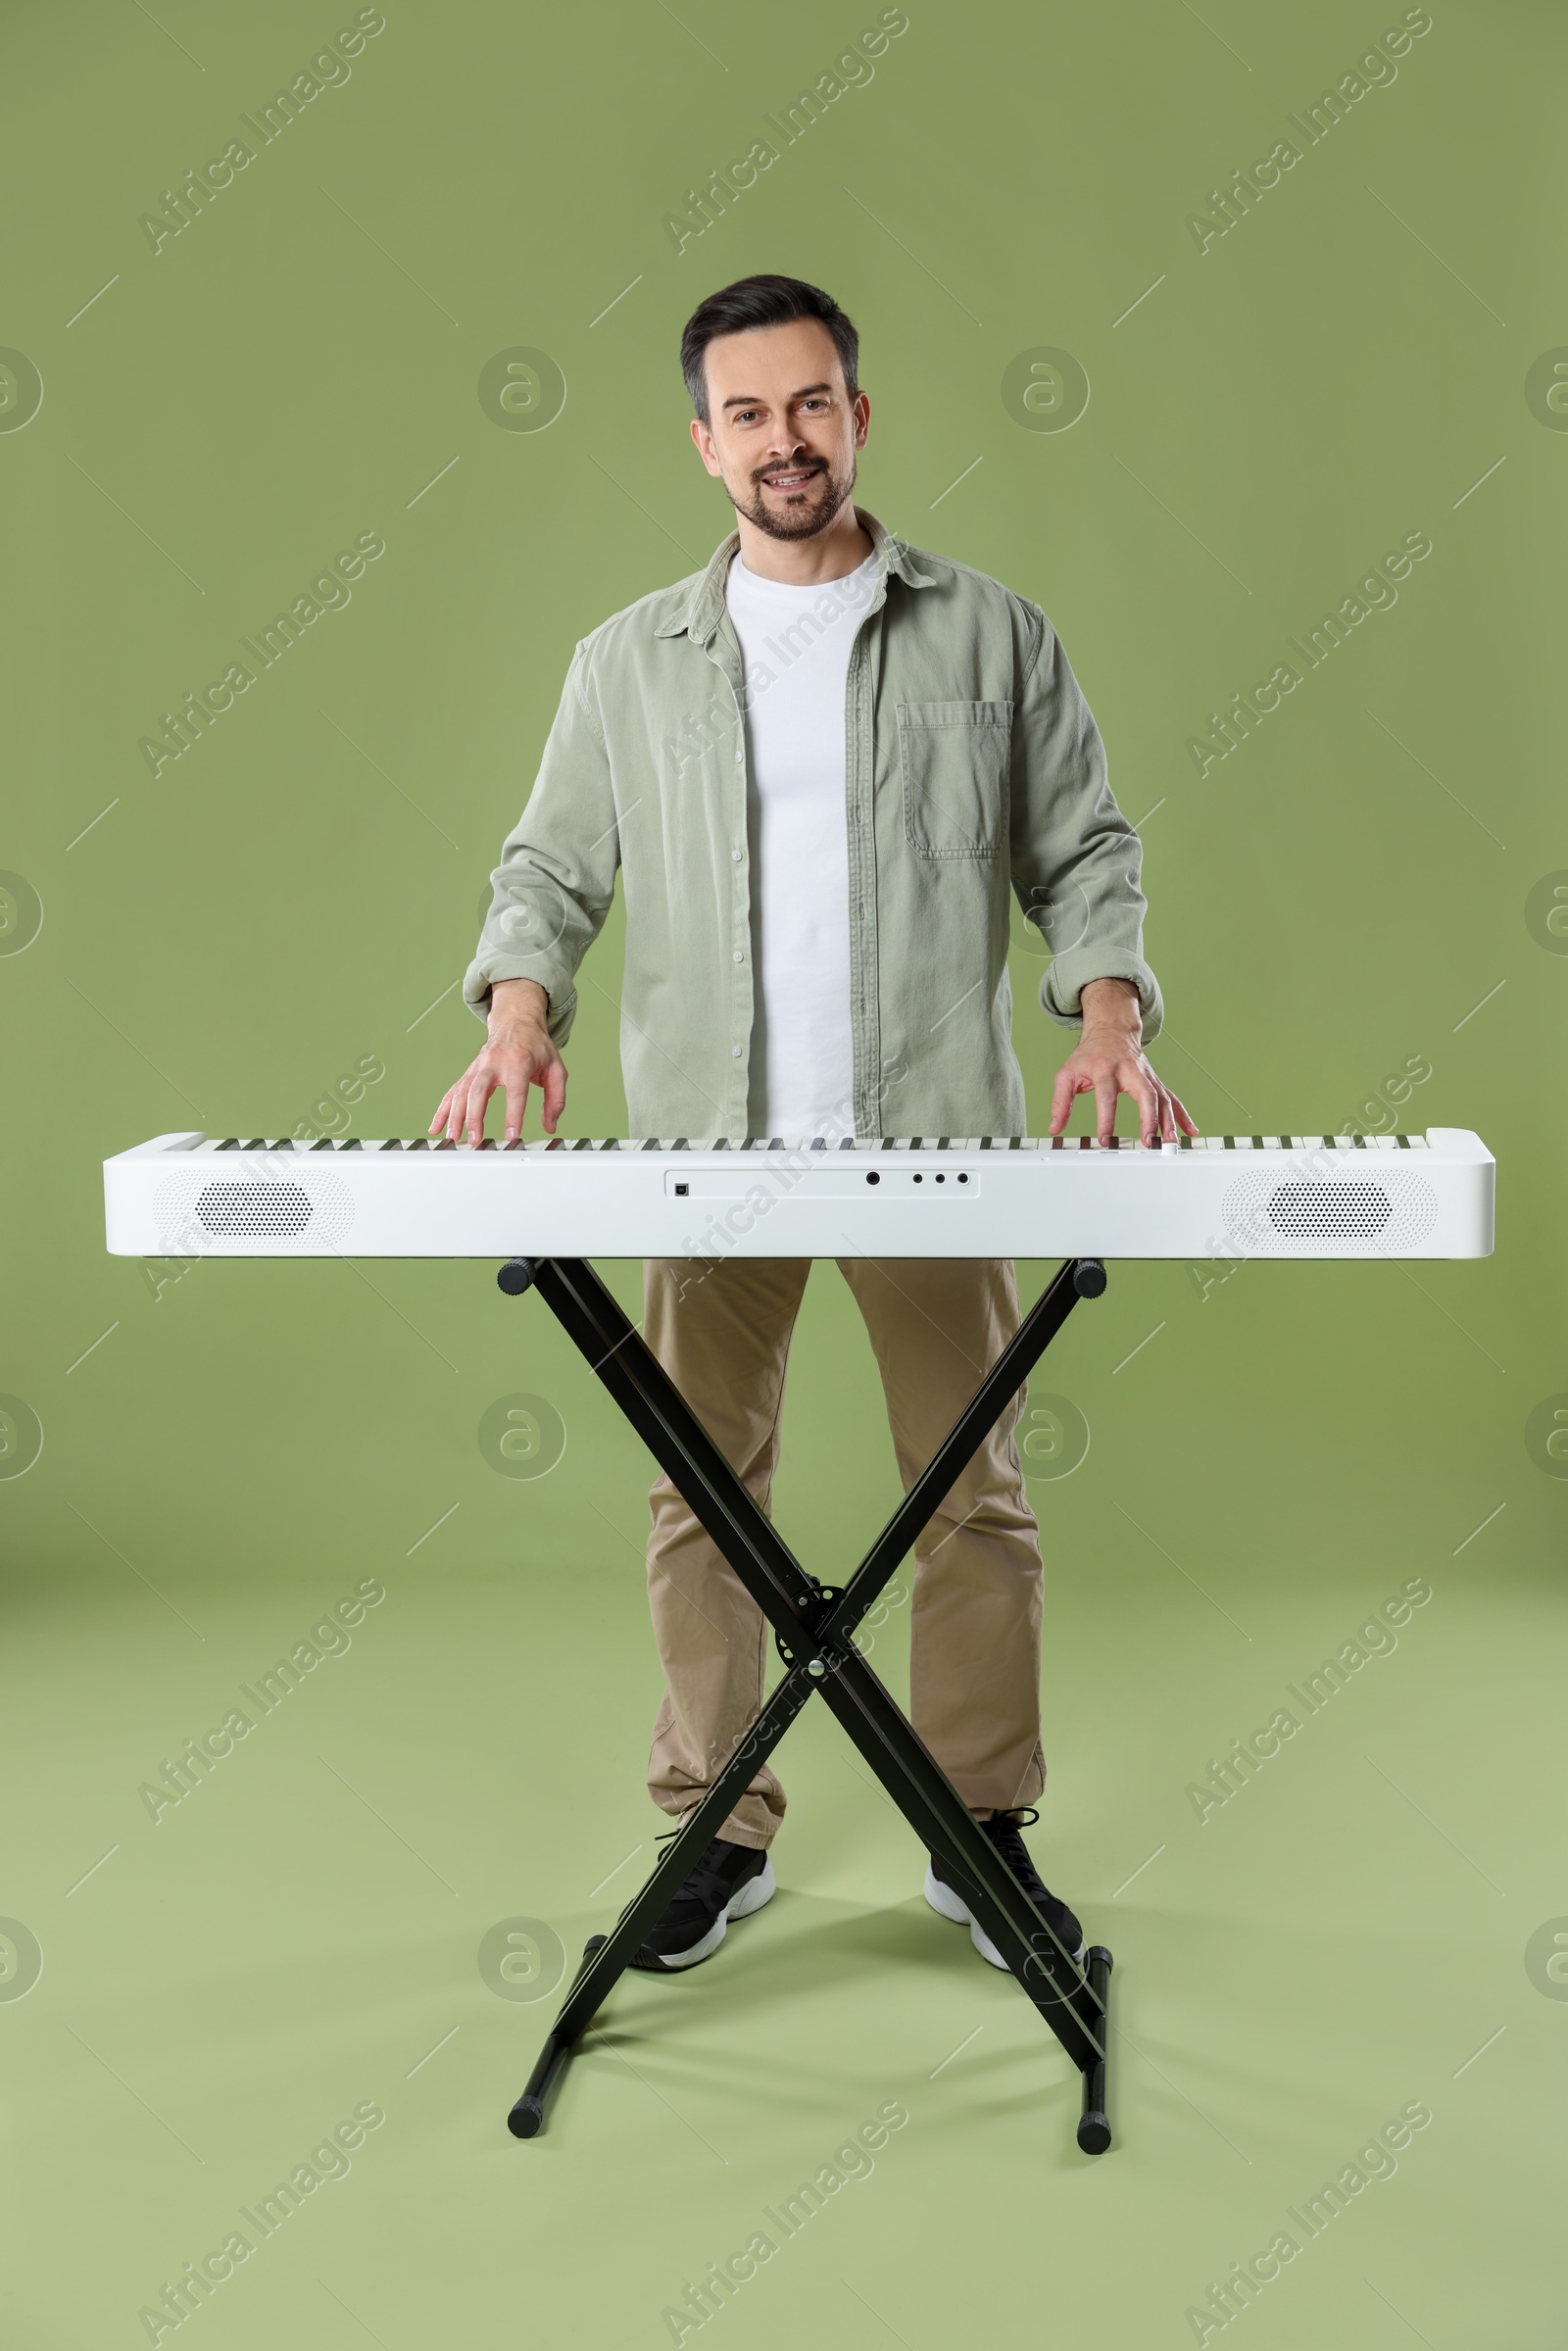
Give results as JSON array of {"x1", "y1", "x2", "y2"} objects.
[{"x1": 727, "y1": 449, "x2": 857, "y2": 542}]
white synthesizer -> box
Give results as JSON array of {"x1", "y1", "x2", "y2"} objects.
[{"x1": 103, "y1": 1129, "x2": 1494, "y2": 1262}]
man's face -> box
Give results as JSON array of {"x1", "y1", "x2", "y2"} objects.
[{"x1": 691, "y1": 318, "x2": 869, "y2": 542}]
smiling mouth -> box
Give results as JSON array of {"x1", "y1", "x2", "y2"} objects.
[{"x1": 759, "y1": 467, "x2": 821, "y2": 491}]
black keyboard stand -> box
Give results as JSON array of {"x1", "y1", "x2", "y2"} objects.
[{"x1": 496, "y1": 1251, "x2": 1115, "y2": 2154}]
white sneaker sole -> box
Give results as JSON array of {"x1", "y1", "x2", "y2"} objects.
[
  {"x1": 923, "y1": 1862, "x2": 1084, "y2": 1972},
  {"x1": 647, "y1": 1855, "x2": 777, "y2": 1971}
]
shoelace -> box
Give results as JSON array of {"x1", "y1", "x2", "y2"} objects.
[
  {"x1": 651, "y1": 1826, "x2": 743, "y2": 1911},
  {"x1": 982, "y1": 1809, "x2": 1050, "y2": 1891}
]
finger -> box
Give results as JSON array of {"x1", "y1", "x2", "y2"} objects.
[
  {"x1": 501, "y1": 1062, "x2": 526, "y2": 1145},
  {"x1": 1155, "y1": 1083, "x2": 1177, "y2": 1145},
  {"x1": 1048, "y1": 1063, "x2": 1077, "y2": 1135},
  {"x1": 1093, "y1": 1069, "x2": 1118, "y2": 1145},
  {"x1": 428, "y1": 1080, "x2": 461, "y2": 1134},
  {"x1": 1121, "y1": 1066, "x2": 1158, "y2": 1147},
  {"x1": 443, "y1": 1077, "x2": 469, "y2": 1143},
  {"x1": 465, "y1": 1069, "x2": 495, "y2": 1147},
  {"x1": 541, "y1": 1053, "x2": 567, "y2": 1135},
  {"x1": 1169, "y1": 1088, "x2": 1200, "y2": 1136}
]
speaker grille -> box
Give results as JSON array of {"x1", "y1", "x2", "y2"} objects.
[
  {"x1": 196, "y1": 1180, "x2": 313, "y2": 1236},
  {"x1": 1267, "y1": 1179, "x2": 1392, "y2": 1237},
  {"x1": 1222, "y1": 1165, "x2": 1436, "y2": 1253},
  {"x1": 154, "y1": 1168, "x2": 353, "y2": 1249}
]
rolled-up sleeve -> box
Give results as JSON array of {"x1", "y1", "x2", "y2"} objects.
[
  {"x1": 462, "y1": 639, "x2": 618, "y2": 1046},
  {"x1": 1007, "y1": 601, "x2": 1162, "y2": 1042}
]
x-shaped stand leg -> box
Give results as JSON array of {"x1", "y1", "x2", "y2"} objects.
[{"x1": 499, "y1": 1251, "x2": 1115, "y2": 2154}]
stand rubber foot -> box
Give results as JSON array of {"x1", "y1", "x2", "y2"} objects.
[
  {"x1": 507, "y1": 2027, "x2": 573, "y2": 2140},
  {"x1": 1073, "y1": 1258, "x2": 1107, "y2": 1298},
  {"x1": 498, "y1": 1257, "x2": 536, "y2": 1296},
  {"x1": 1076, "y1": 1942, "x2": 1113, "y2": 2152}
]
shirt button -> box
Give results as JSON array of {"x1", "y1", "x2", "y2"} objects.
[
  {"x1": 731, "y1": 848, "x2": 742, "y2": 861},
  {"x1": 731, "y1": 1045, "x2": 742, "y2": 1058},
  {"x1": 732, "y1": 950, "x2": 744, "y2": 963}
]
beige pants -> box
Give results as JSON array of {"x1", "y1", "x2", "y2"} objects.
[{"x1": 643, "y1": 1255, "x2": 1047, "y2": 1848}]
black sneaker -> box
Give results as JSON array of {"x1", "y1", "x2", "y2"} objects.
[
  {"x1": 925, "y1": 1808, "x2": 1084, "y2": 1971},
  {"x1": 629, "y1": 1835, "x2": 776, "y2": 1972}
]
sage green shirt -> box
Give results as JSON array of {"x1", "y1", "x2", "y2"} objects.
[{"x1": 463, "y1": 508, "x2": 1161, "y2": 1139}]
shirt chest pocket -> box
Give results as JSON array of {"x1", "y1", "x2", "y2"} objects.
[{"x1": 897, "y1": 700, "x2": 1013, "y2": 857}]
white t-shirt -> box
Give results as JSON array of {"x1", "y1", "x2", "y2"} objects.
[{"x1": 724, "y1": 547, "x2": 880, "y2": 1142}]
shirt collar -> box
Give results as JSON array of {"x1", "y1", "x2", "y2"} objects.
[{"x1": 653, "y1": 506, "x2": 937, "y2": 643}]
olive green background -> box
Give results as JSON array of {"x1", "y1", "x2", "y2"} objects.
[{"x1": 2, "y1": 1, "x2": 1563, "y2": 2344}]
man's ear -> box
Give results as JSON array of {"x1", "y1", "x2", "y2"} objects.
[{"x1": 690, "y1": 416, "x2": 722, "y2": 476}]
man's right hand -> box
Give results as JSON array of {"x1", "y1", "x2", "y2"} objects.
[{"x1": 429, "y1": 977, "x2": 566, "y2": 1145}]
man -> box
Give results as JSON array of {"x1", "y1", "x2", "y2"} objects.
[{"x1": 435, "y1": 274, "x2": 1194, "y2": 1977}]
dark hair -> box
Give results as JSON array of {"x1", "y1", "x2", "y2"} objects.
[{"x1": 680, "y1": 273, "x2": 858, "y2": 424}]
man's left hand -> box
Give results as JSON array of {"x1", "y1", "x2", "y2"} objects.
[{"x1": 1049, "y1": 977, "x2": 1198, "y2": 1146}]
